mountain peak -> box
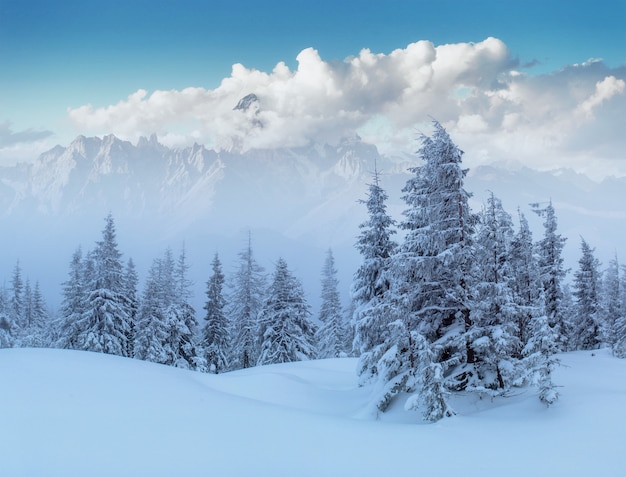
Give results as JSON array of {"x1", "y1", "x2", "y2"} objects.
[
  {"x1": 137, "y1": 133, "x2": 163, "y2": 150},
  {"x1": 234, "y1": 93, "x2": 259, "y2": 112}
]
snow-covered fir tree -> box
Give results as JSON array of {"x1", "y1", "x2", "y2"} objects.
[
  {"x1": 404, "y1": 333, "x2": 455, "y2": 421},
  {"x1": 315, "y1": 249, "x2": 346, "y2": 359},
  {"x1": 57, "y1": 247, "x2": 86, "y2": 350},
  {"x1": 351, "y1": 167, "x2": 397, "y2": 386},
  {"x1": 374, "y1": 121, "x2": 475, "y2": 417},
  {"x1": 18, "y1": 280, "x2": 49, "y2": 347},
  {"x1": 601, "y1": 256, "x2": 621, "y2": 346},
  {"x1": 166, "y1": 245, "x2": 201, "y2": 369},
  {"x1": 31, "y1": 282, "x2": 49, "y2": 346},
  {"x1": 522, "y1": 310, "x2": 560, "y2": 406},
  {"x1": 134, "y1": 257, "x2": 170, "y2": 364},
  {"x1": 572, "y1": 238, "x2": 603, "y2": 350},
  {"x1": 508, "y1": 210, "x2": 544, "y2": 349},
  {"x1": 74, "y1": 214, "x2": 130, "y2": 356},
  {"x1": 228, "y1": 234, "x2": 267, "y2": 370},
  {"x1": 0, "y1": 285, "x2": 13, "y2": 347},
  {"x1": 202, "y1": 253, "x2": 230, "y2": 373},
  {"x1": 123, "y1": 258, "x2": 140, "y2": 358},
  {"x1": 469, "y1": 193, "x2": 520, "y2": 394},
  {"x1": 10, "y1": 260, "x2": 23, "y2": 334},
  {"x1": 532, "y1": 201, "x2": 568, "y2": 349},
  {"x1": 611, "y1": 261, "x2": 626, "y2": 357},
  {"x1": 258, "y1": 258, "x2": 316, "y2": 365},
  {"x1": 135, "y1": 246, "x2": 200, "y2": 369}
]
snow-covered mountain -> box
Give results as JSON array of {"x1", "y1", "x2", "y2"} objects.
[
  {"x1": 1, "y1": 133, "x2": 625, "y2": 313},
  {"x1": 0, "y1": 133, "x2": 377, "y2": 232},
  {"x1": 0, "y1": 134, "x2": 384, "y2": 310}
]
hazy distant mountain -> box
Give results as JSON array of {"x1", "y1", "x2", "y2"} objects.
[
  {"x1": 1, "y1": 133, "x2": 625, "y2": 312},
  {"x1": 0, "y1": 133, "x2": 381, "y2": 236}
]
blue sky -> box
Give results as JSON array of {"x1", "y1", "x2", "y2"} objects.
[{"x1": 1, "y1": 0, "x2": 625, "y2": 176}]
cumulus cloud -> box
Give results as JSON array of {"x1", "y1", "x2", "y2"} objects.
[
  {"x1": 576, "y1": 75, "x2": 625, "y2": 118},
  {"x1": 66, "y1": 38, "x2": 626, "y2": 178}
]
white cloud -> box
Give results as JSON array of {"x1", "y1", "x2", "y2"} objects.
[
  {"x1": 576, "y1": 75, "x2": 625, "y2": 118},
  {"x1": 0, "y1": 121, "x2": 56, "y2": 166},
  {"x1": 66, "y1": 39, "x2": 626, "y2": 178}
]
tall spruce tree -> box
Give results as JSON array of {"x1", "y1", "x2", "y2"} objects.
[
  {"x1": 134, "y1": 256, "x2": 170, "y2": 364},
  {"x1": 351, "y1": 167, "x2": 397, "y2": 385},
  {"x1": 135, "y1": 246, "x2": 200, "y2": 369},
  {"x1": 572, "y1": 238, "x2": 602, "y2": 350},
  {"x1": 30, "y1": 281, "x2": 49, "y2": 347},
  {"x1": 203, "y1": 253, "x2": 230, "y2": 373},
  {"x1": 601, "y1": 256, "x2": 621, "y2": 346},
  {"x1": 0, "y1": 286, "x2": 12, "y2": 348},
  {"x1": 532, "y1": 201, "x2": 568, "y2": 349},
  {"x1": 228, "y1": 234, "x2": 267, "y2": 369},
  {"x1": 509, "y1": 210, "x2": 544, "y2": 349},
  {"x1": 17, "y1": 279, "x2": 48, "y2": 347},
  {"x1": 123, "y1": 258, "x2": 140, "y2": 358},
  {"x1": 166, "y1": 245, "x2": 200, "y2": 369},
  {"x1": 75, "y1": 214, "x2": 130, "y2": 356},
  {"x1": 58, "y1": 247, "x2": 86, "y2": 350},
  {"x1": 378, "y1": 121, "x2": 475, "y2": 417},
  {"x1": 315, "y1": 249, "x2": 346, "y2": 359},
  {"x1": 469, "y1": 193, "x2": 520, "y2": 394},
  {"x1": 610, "y1": 262, "x2": 626, "y2": 357},
  {"x1": 10, "y1": 260, "x2": 23, "y2": 334},
  {"x1": 258, "y1": 258, "x2": 316, "y2": 365}
]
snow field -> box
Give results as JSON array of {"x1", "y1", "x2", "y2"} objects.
[{"x1": 1, "y1": 348, "x2": 624, "y2": 476}]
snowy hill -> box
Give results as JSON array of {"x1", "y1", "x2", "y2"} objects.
[{"x1": 1, "y1": 348, "x2": 624, "y2": 476}]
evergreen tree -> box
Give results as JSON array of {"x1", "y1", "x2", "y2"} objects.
[
  {"x1": 17, "y1": 279, "x2": 48, "y2": 347},
  {"x1": 601, "y1": 256, "x2": 622, "y2": 346},
  {"x1": 74, "y1": 214, "x2": 130, "y2": 356},
  {"x1": 203, "y1": 253, "x2": 230, "y2": 373},
  {"x1": 10, "y1": 260, "x2": 23, "y2": 333},
  {"x1": 532, "y1": 201, "x2": 568, "y2": 349},
  {"x1": 135, "y1": 246, "x2": 200, "y2": 369},
  {"x1": 316, "y1": 249, "x2": 346, "y2": 359},
  {"x1": 166, "y1": 244, "x2": 200, "y2": 369},
  {"x1": 509, "y1": 210, "x2": 544, "y2": 349},
  {"x1": 228, "y1": 234, "x2": 267, "y2": 369},
  {"x1": 523, "y1": 311, "x2": 560, "y2": 406},
  {"x1": 58, "y1": 247, "x2": 86, "y2": 350},
  {"x1": 612, "y1": 263, "x2": 626, "y2": 357},
  {"x1": 375, "y1": 121, "x2": 474, "y2": 417},
  {"x1": 134, "y1": 257, "x2": 170, "y2": 364},
  {"x1": 351, "y1": 167, "x2": 397, "y2": 385},
  {"x1": 469, "y1": 193, "x2": 520, "y2": 394},
  {"x1": 30, "y1": 281, "x2": 49, "y2": 347},
  {"x1": 258, "y1": 258, "x2": 316, "y2": 365},
  {"x1": 0, "y1": 285, "x2": 13, "y2": 348},
  {"x1": 123, "y1": 258, "x2": 140, "y2": 358},
  {"x1": 572, "y1": 238, "x2": 602, "y2": 350},
  {"x1": 404, "y1": 333, "x2": 455, "y2": 421},
  {"x1": 23, "y1": 278, "x2": 33, "y2": 330}
]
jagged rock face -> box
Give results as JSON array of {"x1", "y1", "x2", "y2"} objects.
[
  {"x1": 0, "y1": 134, "x2": 390, "y2": 238},
  {"x1": 233, "y1": 93, "x2": 259, "y2": 112}
]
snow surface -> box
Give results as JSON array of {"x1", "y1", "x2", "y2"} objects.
[{"x1": 1, "y1": 348, "x2": 623, "y2": 476}]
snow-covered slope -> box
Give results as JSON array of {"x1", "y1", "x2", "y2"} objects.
[{"x1": 1, "y1": 348, "x2": 624, "y2": 476}]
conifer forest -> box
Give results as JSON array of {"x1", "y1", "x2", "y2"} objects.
[{"x1": 2, "y1": 122, "x2": 626, "y2": 422}]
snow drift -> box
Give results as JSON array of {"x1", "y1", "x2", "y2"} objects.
[{"x1": 1, "y1": 348, "x2": 623, "y2": 476}]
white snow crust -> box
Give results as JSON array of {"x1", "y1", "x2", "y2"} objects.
[{"x1": 1, "y1": 348, "x2": 623, "y2": 476}]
